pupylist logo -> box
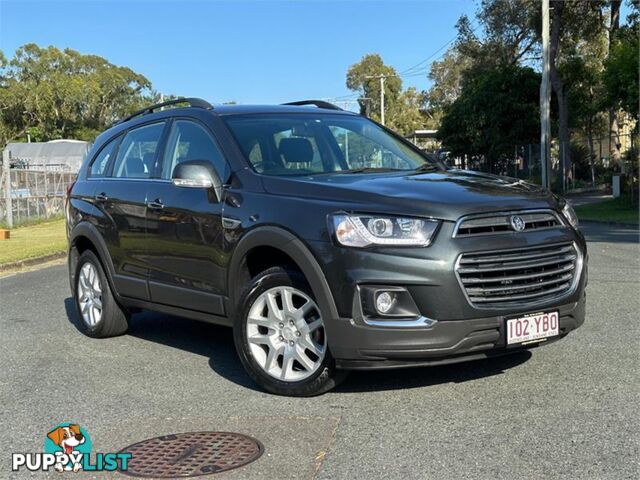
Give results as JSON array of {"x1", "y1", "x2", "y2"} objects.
[{"x1": 11, "y1": 422, "x2": 132, "y2": 473}]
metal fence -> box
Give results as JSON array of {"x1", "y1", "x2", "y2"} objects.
[
  {"x1": 0, "y1": 167, "x2": 76, "y2": 227},
  {"x1": 443, "y1": 132, "x2": 638, "y2": 193}
]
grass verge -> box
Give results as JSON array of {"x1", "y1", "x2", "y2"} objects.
[
  {"x1": 0, "y1": 218, "x2": 67, "y2": 266},
  {"x1": 575, "y1": 196, "x2": 639, "y2": 225}
]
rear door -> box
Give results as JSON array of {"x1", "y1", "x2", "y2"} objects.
[
  {"x1": 92, "y1": 121, "x2": 167, "y2": 300},
  {"x1": 144, "y1": 118, "x2": 230, "y2": 315}
]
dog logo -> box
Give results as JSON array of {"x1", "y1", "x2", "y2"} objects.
[
  {"x1": 510, "y1": 215, "x2": 526, "y2": 232},
  {"x1": 44, "y1": 423, "x2": 92, "y2": 472},
  {"x1": 12, "y1": 422, "x2": 130, "y2": 473}
]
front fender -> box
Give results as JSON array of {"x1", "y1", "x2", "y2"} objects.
[{"x1": 227, "y1": 226, "x2": 339, "y2": 322}]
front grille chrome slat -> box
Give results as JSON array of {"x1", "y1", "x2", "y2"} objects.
[
  {"x1": 461, "y1": 263, "x2": 575, "y2": 284},
  {"x1": 458, "y1": 244, "x2": 575, "y2": 264},
  {"x1": 465, "y1": 272, "x2": 574, "y2": 295},
  {"x1": 454, "y1": 210, "x2": 563, "y2": 237},
  {"x1": 456, "y1": 242, "x2": 580, "y2": 308},
  {"x1": 469, "y1": 282, "x2": 572, "y2": 303},
  {"x1": 457, "y1": 253, "x2": 577, "y2": 274}
]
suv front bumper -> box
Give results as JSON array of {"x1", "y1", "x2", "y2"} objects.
[
  {"x1": 308, "y1": 223, "x2": 587, "y2": 370},
  {"x1": 331, "y1": 293, "x2": 585, "y2": 369}
]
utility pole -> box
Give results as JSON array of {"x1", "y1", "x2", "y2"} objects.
[
  {"x1": 365, "y1": 75, "x2": 395, "y2": 126},
  {"x1": 3, "y1": 149, "x2": 13, "y2": 228},
  {"x1": 540, "y1": 0, "x2": 551, "y2": 190},
  {"x1": 379, "y1": 76, "x2": 386, "y2": 125}
]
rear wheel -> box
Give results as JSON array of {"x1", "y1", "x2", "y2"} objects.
[
  {"x1": 74, "y1": 250, "x2": 129, "y2": 338},
  {"x1": 233, "y1": 267, "x2": 346, "y2": 396}
]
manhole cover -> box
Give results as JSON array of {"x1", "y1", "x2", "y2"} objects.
[{"x1": 118, "y1": 431, "x2": 264, "y2": 478}]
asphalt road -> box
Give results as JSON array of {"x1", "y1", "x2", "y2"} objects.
[{"x1": 1, "y1": 223, "x2": 638, "y2": 479}]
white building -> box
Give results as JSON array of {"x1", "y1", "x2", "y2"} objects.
[{"x1": 3, "y1": 140, "x2": 91, "y2": 172}]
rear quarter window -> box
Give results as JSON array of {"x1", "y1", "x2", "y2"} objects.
[{"x1": 89, "y1": 136, "x2": 120, "y2": 177}]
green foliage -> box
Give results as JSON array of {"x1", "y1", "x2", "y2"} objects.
[
  {"x1": 346, "y1": 53, "x2": 401, "y2": 120},
  {"x1": 0, "y1": 44, "x2": 153, "y2": 146},
  {"x1": 426, "y1": 47, "x2": 473, "y2": 112},
  {"x1": 603, "y1": 27, "x2": 639, "y2": 119},
  {"x1": 345, "y1": 54, "x2": 426, "y2": 136},
  {"x1": 574, "y1": 195, "x2": 639, "y2": 224},
  {"x1": 455, "y1": 0, "x2": 540, "y2": 69},
  {"x1": 437, "y1": 64, "x2": 540, "y2": 168}
]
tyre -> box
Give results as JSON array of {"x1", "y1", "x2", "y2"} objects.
[
  {"x1": 73, "y1": 250, "x2": 129, "y2": 338},
  {"x1": 233, "y1": 266, "x2": 347, "y2": 396}
]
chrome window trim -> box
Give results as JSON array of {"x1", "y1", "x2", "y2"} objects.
[
  {"x1": 452, "y1": 209, "x2": 567, "y2": 238},
  {"x1": 86, "y1": 177, "x2": 172, "y2": 183},
  {"x1": 454, "y1": 241, "x2": 583, "y2": 311}
]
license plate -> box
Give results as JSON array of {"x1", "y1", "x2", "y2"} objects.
[{"x1": 506, "y1": 311, "x2": 559, "y2": 345}]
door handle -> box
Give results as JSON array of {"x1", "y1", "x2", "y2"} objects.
[
  {"x1": 95, "y1": 193, "x2": 109, "y2": 202},
  {"x1": 146, "y1": 199, "x2": 164, "y2": 210}
]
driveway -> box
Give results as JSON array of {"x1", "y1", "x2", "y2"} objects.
[{"x1": 1, "y1": 223, "x2": 638, "y2": 479}]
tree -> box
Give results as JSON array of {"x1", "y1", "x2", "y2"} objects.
[
  {"x1": 437, "y1": 65, "x2": 540, "y2": 172},
  {"x1": 565, "y1": 57, "x2": 607, "y2": 184},
  {"x1": 455, "y1": 0, "x2": 540, "y2": 69},
  {"x1": 346, "y1": 53, "x2": 426, "y2": 135},
  {"x1": 425, "y1": 47, "x2": 473, "y2": 115},
  {"x1": 603, "y1": 16, "x2": 639, "y2": 120},
  {"x1": 346, "y1": 53, "x2": 401, "y2": 122},
  {"x1": 386, "y1": 87, "x2": 427, "y2": 135},
  {"x1": 425, "y1": 1, "x2": 541, "y2": 132},
  {"x1": 0, "y1": 44, "x2": 152, "y2": 146},
  {"x1": 608, "y1": 0, "x2": 623, "y2": 163}
]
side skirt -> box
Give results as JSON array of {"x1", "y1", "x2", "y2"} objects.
[{"x1": 120, "y1": 296, "x2": 233, "y2": 328}]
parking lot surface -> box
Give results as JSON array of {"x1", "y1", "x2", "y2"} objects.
[{"x1": 1, "y1": 223, "x2": 638, "y2": 479}]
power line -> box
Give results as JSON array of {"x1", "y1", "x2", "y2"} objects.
[
  {"x1": 326, "y1": 21, "x2": 483, "y2": 113},
  {"x1": 397, "y1": 21, "x2": 482, "y2": 79}
]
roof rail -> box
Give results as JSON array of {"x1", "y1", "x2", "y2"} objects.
[
  {"x1": 115, "y1": 97, "x2": 213, "y2": 125},
  {"x1": 281, "y1": 100, "x2": 343, "y2": 111}
]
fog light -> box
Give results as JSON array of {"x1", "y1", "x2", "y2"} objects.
[{"x1": 375, "y1": 291, "x2": 396, "y2": 314}]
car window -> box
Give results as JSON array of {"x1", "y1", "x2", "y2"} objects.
[
  {"x1": 161, "y1": 120, "x2": 228, "y2": 180},
  {"x1": 328, "y1": 126, "x2": 413, "y2": 171},
  {"x1": 223, "y1": 114, "x2": 433, "y2": 176},
  {"x1": 89, "y1": 136, "x2": 119, "y2": 177},
  {"x1": 112, "y1": 122, "x2": 165, "y2": 179}
]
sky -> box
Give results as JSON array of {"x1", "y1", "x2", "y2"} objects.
[{"x1": 0, "y1": 0, "x2": 477, "y2": 108}]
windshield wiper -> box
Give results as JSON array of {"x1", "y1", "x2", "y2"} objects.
[
  {"x1": 339, "y1": 167, "x2": 403, "y2": 174},
  {"x1": 413, "y1": 163, "x2": 439, "y2": 173}
]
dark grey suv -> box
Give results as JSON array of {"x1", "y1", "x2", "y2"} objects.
[{"x1": 66, "y1": 98, "x2": 587, "y2": 396}]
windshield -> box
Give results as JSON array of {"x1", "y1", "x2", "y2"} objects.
[{"x1": 223, "y1": 113, "x2": 436, "y2": 176}]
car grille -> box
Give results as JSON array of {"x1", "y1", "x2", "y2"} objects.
[
  {"x1": 454, "y1": 211, "x2": 562, "y2": 237},
  {"x1": 456, "y1": 242, "x2": 579, "y2": 308}
]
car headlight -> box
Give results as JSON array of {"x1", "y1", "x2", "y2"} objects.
[
  {"x1": 561, "y1": 202, "x2": 579, "y2": 228},
  {"x1": 331, "y1": 213, "x2": 440, "y2": 247}
]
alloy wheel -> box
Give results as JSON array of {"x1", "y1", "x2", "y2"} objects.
[
  {"x1": 77, "y1": 262, "x2": 103, "y2": 328},
  {"x1": 246, "y1": 286, "x2": 326, "y2": 382}
]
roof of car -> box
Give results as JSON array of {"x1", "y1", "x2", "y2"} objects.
[
  {"x1": 92, "y1": 101, "x2": 360, "y2": 153},
  {"x1": 212, "y1": 104, "x2": 358, "y2": 116}
]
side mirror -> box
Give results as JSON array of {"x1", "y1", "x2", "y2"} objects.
[{"x1": 172, "y1": 160, "x2": 223, "y2": 201}]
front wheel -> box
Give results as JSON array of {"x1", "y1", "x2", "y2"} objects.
[{"x1": 233, "y1": 267, "x2": 347, "y2": 396}]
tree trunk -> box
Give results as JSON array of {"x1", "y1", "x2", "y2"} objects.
[
  {"x1": 608, "y1": 0, "x2": 622, "y2": 170},
  {"x1": 587, "y1": 120, "x2": 595, "y2": 186},
  {"x1": 549, "y1": 0, "x2": 570, "y2": 191}
]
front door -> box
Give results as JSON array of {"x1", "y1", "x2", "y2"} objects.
[{"x1": 144, "y1": 118, "x2": 230, "y2": 315}]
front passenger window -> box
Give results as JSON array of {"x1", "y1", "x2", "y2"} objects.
[{"x1": 161, "y1": 120, "x2": 228, "y2": 180}]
